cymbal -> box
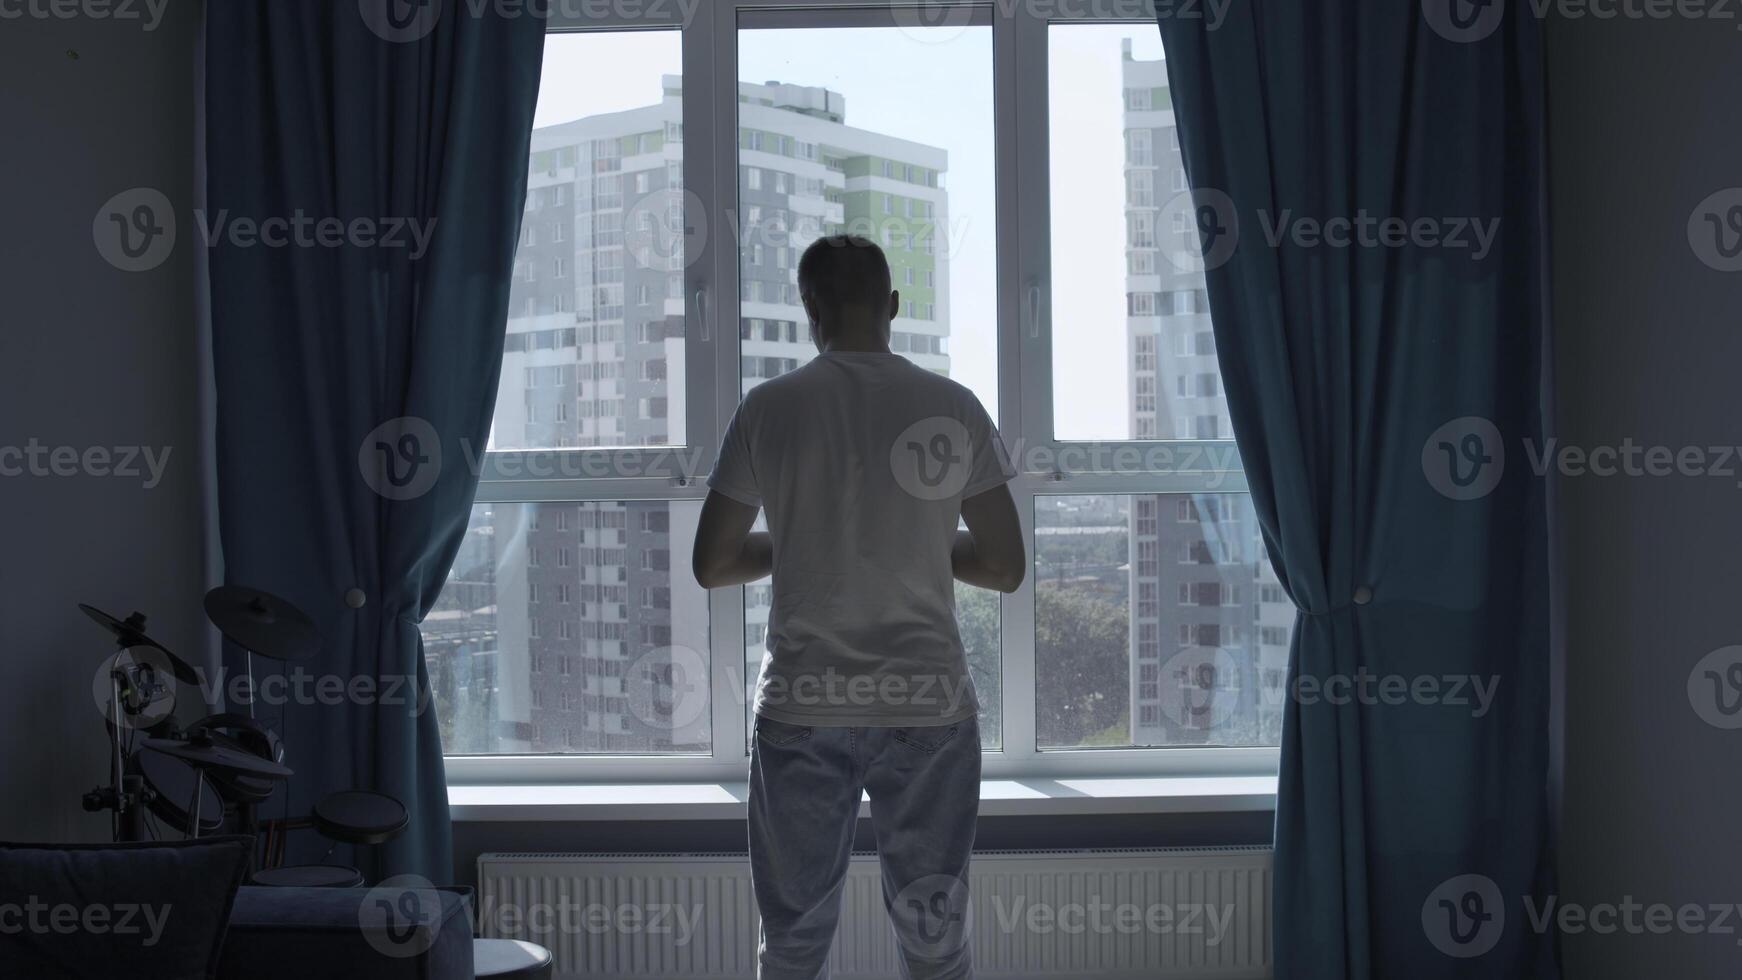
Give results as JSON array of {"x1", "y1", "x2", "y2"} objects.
[
  {"x1": 204, "y1": 586, "x2": 317, "y2": 662},
  {"x1": 78, "y1": 604, "x2": 200, "y2": 684},
  {"x1": 143, "y1": 733, "x2": 294, "y2": 780}
]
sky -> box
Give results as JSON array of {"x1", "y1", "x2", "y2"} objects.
[{"x1": 528, "y1": 23, "x2": 1168, "y2": 441}]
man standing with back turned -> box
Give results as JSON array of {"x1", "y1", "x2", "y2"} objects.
[{"x1": 693, "y1": 234, "x2": 1026, "y2": 980}]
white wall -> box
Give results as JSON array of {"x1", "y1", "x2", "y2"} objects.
[
  {"x1": 1548, "y1": 12, "x2": 1742, "y2": 979},
  {"x1": 0, "y1": 1, "x2": 206, "y2": 842}
]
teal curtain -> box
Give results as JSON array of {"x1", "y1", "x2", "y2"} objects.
[
  {"x1": 205, "y1": 2, "x2": 546, "y2": 880},
  {"x1": 1155, "y1": 4, "x2": 1558, "y2": 976}
]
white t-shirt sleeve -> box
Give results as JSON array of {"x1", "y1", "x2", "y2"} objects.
[
  {"x1": 961, "y1": 398, "x2": 1017, "y2": 499},
  {"x1": 707, "y1": 402, "x2": 763, "y2": 507}
]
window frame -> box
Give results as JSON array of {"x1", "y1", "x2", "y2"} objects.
[{"x1": 446, "y1": 0, "x2": 1279, "y2": 789}]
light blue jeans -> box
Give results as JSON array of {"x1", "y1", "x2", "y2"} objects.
[{"x1": 749, "y1": 715, "x2": 982, "y2": 980}]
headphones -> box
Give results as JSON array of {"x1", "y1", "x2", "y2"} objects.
[{"x1": 186, "y1": 712, "x2": 286, "y2": 805}]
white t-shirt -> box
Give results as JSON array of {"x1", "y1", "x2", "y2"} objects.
[{"x1": 708, "y1": 350, "x2": 1017, "y2": 727}]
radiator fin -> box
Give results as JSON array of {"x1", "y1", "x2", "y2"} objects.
[{"x1": 478, "y1": 848, "x2": 1271, "y2": 979}]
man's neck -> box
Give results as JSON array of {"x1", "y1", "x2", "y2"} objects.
[
  {"x1": 818, "y1": 327, "x2": 891, "y2": 354},
  {"x1": 821, "y1": 339, "x2": 892, "y2": 354}
]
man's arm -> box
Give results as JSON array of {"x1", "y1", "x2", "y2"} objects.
[
  {"x1": 692, "y1": 490, "x2": 773, "y2": 588},
  {"x1": 953, "y1": 483, "x2": 1026, "y2": 593}
]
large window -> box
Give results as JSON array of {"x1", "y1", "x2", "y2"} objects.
[{"x1": 435, "y1": 2, "x2": 1286, "y2": 786}]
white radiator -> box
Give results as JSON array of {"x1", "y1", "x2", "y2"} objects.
[{"x1": 476, "y1": 848, "x2": 1272, "y2": 979}]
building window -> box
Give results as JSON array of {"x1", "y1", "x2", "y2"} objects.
[{"x1": 1126, "y1": 129, "x2": 1153, "y2": 166}]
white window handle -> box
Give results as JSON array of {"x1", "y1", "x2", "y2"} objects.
[
  {"x1": 693, "y1": 286, "x2": 710, "y2": 343},
  {"x1": 1025, "y1": 278, "x2": 1044, "y2": 339}
]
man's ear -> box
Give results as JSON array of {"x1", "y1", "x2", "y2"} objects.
[
  {"x1": 802, "y1": 295, "x2": 825, "y2": 349},
  {"x1": 888, "y1": 289, "x2": 901, "y2": 320}
]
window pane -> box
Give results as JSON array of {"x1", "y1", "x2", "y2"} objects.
[
  {"x1": 955, "y1": 580, "x2": 1003, "y2": 749},
  {"x1": 735, "y1": 24, "x2": 1002, "y2": 748},
  {"x1": 735, "y1": 25, "x2": 998, "y2": 415},
  {"x1": 1049, "y1": 25, "x2": 1224, "y2": 442},
  {"x1": 495, "y1": 31, "x2": 687, "y2": 451},
  {"x1": 1034, "y1": 494, "x2": 1289, "y2": 749},
  {"x1": 427, "y1": 501, "x2": 710, "y2": 755}
]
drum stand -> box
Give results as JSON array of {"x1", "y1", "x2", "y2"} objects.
[
  {"x1": 228, "y1": 645, "x2": 262, "y2": 872},
  {"x1": 180, "y1": 765, "x2": 253, "y2": 879},
  {"x1": 240, "y1": 646, "x2": 258, "y2": 719},
  {"x1": 82, "y1": 661, "x2": 159, "y2": 843},
  {"x1": 186, "y1": 768, "x2": 206, "y2": 839}
]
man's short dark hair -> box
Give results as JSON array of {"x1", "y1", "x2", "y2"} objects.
[{"x1": 797, "y1": 234, "x2": 893, "y2": 320}]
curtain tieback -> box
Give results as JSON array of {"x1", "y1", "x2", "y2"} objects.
[{"x1": 1301, "y1": 585, "x2": 1375, "y2": 616}]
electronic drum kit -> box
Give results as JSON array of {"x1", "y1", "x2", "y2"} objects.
[{"x1": 80, "y1": 588, "x2": 408, "y2": 887}]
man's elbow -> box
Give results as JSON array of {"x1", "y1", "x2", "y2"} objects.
[
  {"x1": 691, "y1": 550, "x2": 724, "y2": 589},
  {"x1": 990, "y1": 560, "x2": 1026, "y2": 594}
]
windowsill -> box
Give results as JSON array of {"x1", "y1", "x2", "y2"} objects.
[{"x1": 448, "y1": 774, "x2": 1277, "y2": 822}]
